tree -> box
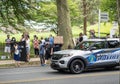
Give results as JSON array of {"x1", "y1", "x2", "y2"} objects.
[
  {"x1": 100, "y1": 0, "x2": 119, "y2": 36},
  {"x1": 117, "y1": 0, "x2": 120, "y2": 37},
  {"x1": 0, "y1": 0, "x2": 40, "y2": 28},
  {"x1": 78, "y1": 0, "x2": 99, "y2": 35},
  {"x1": 100, "y1": 0, "x2": 117, "y2": 21},
  {"x1": 56, "y1": 0, "x2": 74, "y2": 49}
]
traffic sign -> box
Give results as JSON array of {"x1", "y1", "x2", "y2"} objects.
[{"x1": 100, "y1": 12, "x2": 109, "y2": 22}]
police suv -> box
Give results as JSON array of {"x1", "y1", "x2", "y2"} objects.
[{"x1": 51, "y1": 38, "x2": 120, "y2": 74}]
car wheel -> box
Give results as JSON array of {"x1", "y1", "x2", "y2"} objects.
[{"x1": 69, "y1": 59, "x2": 85, "y2": 74}]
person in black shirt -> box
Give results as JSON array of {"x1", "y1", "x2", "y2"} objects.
[
  {"x1": 10, "y1": 37, "x2": 16, "y2": 58},
  {"x1": 45, "y1": 41, "x2": 53, "y2": 65},
  {"x1": 79, "y1": 33, "x2": 83, "y2": 42}
]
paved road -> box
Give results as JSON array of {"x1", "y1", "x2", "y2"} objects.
[{"x1": 0, "y1": 66, "x2": 119, "y2": 84}]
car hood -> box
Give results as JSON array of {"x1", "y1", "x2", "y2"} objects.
[{"x1": 53, "y1": 49, "x2": 90, "y2": 56}]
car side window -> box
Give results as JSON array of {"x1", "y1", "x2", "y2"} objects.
[
  {"x1": 93, "y1": 41, "x2": 105, "y2": 49},
  {"x1": 108, "y1": 40, "x2": 119, "y2": 48},
  {"x1": 74, "y1": 41, "x2": 91, "y2": 50}
]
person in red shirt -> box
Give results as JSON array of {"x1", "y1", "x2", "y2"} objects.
[{"x1": 33, "y1": 35, "x2": 39, "y2": 57}]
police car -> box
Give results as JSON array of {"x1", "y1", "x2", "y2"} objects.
[{"x1": 51, "y1": 38, "x2": 120, "y2": 74}]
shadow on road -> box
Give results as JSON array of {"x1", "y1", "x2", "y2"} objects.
[{"x1": 46, "y1": 67, "x2": 120, "y2": 75}]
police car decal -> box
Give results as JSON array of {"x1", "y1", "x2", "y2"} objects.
[{"x1": 87, "y1": 48, "x2": 120, "y2": 65}]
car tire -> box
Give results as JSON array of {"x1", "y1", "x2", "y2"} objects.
[{"x1": 69, "y1": 59, "x2": 85, "y2": 74}]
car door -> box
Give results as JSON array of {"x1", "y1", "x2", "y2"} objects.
[
  {"x1": 92, "y1": 40, "x2": 120, "y2": 66},
  {"x1": 86, "y1": 41, "x2": 106, "y2": 66}
]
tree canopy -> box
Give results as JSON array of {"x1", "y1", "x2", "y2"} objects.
[{"x1": 0, "y1": 0, "x2": 119, "y2": 48}]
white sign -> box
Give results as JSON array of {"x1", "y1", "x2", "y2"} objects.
[
  {"x1": 110, "y1": 21, "x2": 118, "y2": 38},
  {"x1": 100, "y1": 12, "x2": 109, "y2": 22}
]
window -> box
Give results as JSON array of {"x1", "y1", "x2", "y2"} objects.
[
  {"x1": 108, "y1": 40, "x2": 119, "y2": 48},
  {"x1": 93, "y1": 42, "x2": 105, "y2": 49}
]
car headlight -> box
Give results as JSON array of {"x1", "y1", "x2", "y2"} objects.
[{"x1": 63, "y1": 54, "x2": 73, "y2": 57}]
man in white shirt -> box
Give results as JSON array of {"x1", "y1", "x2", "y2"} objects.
[{"x1": 4, "y1": 35, "x2": 11, "y2": 58}]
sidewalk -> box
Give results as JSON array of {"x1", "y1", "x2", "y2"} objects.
[{"x1": 0, "y1": 58, "x2": 40, "y2": 66}]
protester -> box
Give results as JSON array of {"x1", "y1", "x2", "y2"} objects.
[
  {"x1": 83, "y1": 34, "x2": 88, "y2": 40},
  {"x1": 49, "y1": 34, "x2": 54, "y2": 45},
  {"x1": 4, "y1": 34, "x2": 11, "y2": 58},
  {"x1": 10, "y1": 37, "x2": 16, "y2": 58},
  {"x1": 25, "y1": 35, "x2": 30, "y2": 61},
  {"x1": 33, "y1": 36, "x2": 39, "y2": 57},
  {"x1": 106, "y1": 34, "x2": 110, "y2": 38},
  {"x1": 41, "y1": 37, "x2": 45, "y2": 45},
  {"x1": 14, "y1": 43, "x2": 20, "y2": 67},
  {"x1": 45, "y1": 41, "x2": 53, "y2": 65},
  {"x1": 79, "y1": 33, "x2": 83, "y2": 42},
  {"x1": 20, "y1": 34, "x2": 25, "y2": 42},
  {"x1": 89, "y1": 29, "x2": 96, "y2": 38},
  {"x1": 39, "y1": 40, "x2": 45, "y2": 66}
]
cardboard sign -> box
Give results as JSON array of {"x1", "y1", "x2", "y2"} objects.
[{"x1": 54, "y1": 36, "x2": 63, "y2": 44}]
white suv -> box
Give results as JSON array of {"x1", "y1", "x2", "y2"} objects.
[{"x1": 51, "y1": 38, "x2": 120, "y2": 74}]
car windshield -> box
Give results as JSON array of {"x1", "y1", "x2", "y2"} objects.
[{"x1": 74, "y1": 41, "x2": 106, "y2": 50}]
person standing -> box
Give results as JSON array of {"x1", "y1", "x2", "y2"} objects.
[
  {"x1": 20, "y1": 34, "x2": 25, "y2": 42},
  {"x1": 39, "y1": 40, "x2": 45, "y2": 66},
  {"x1": 14, "y1": 43, "x2": 20, "y2": 67},
  {"x1": 49, "y1": 34, "x2": 54, "y2": 45},
  {"x1": 106, "y1": 34, "x2": 110, "y2": 38},
  {"x1": 83, "y1": 34, "x2": 88, "y2": 40},
  {"x1": 4, "y1": 34, "x2": 11, "y2": 58},
  {"x1": 45, "y1": 41, "x2": 53, "y2": 65},
  {"x1": 10, "y1": 37, "x2": 16, "y2": 58},
  {"x1": 41, "y1": 37, "x2": 45, "y2": 45},
  {"x1": 25, "y1": 35, "x2": 30, "y2": 61},
  {"x1": 33, "y1": 36, "x2": 39, "y2": 57},
  {"x1": 79, "y1": 33, "x2": 83, "y2": 42}
]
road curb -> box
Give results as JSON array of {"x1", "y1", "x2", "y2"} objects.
[
  {"x1": 0, "y1": 58, "x2": 52, "y2": 68},
  {"x1": 0, "y1": 61, "x2": 40, "y2": 68}
]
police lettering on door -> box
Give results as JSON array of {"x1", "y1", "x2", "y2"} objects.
[{"x1": 96, "y1": 51, "x2": 120, "y2": 61}]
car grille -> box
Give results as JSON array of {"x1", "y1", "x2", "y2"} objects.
[{"x1": 52, "y1": 54, "x2": 63, "y2": 60}]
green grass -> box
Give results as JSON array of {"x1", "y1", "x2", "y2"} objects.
[{"x1": 72, "y1": 22, "x2": 113, "y2": 38}]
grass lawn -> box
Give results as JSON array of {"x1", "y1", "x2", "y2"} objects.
[{"x1": 72, "y1": 22, "x2": 113, "y2": 38}]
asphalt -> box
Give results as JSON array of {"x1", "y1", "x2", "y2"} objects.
[{"x1": 0, "y1": 66, "x2": 119, "y2": 84}]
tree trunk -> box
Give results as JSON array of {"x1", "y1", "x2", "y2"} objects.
[
  {"x1": 56, "y1": 0, "x2": 74, "y2": 49},
  {"x1": 83, "y1": 0, "x2": 87, "y2": 35},
  {"x1": 117, "y1": 0, "x2": 120, "y2": 38}
]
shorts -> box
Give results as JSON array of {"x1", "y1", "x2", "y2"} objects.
[
  {"x1": 4, "y1": 46, "x2": 11, "y2": 53},
  {"x1": 34, "y1": 48, "x2": 39, "y2": 55},
  {"x1": 45, "y1": 53, "x2": 51, "y2": 60},
  {"x1": 14, "y1": 54, "x2": 20, "y2": 61},
  {"x1": 26, "y1": 47, "x2": 30, "y2": 54}
]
